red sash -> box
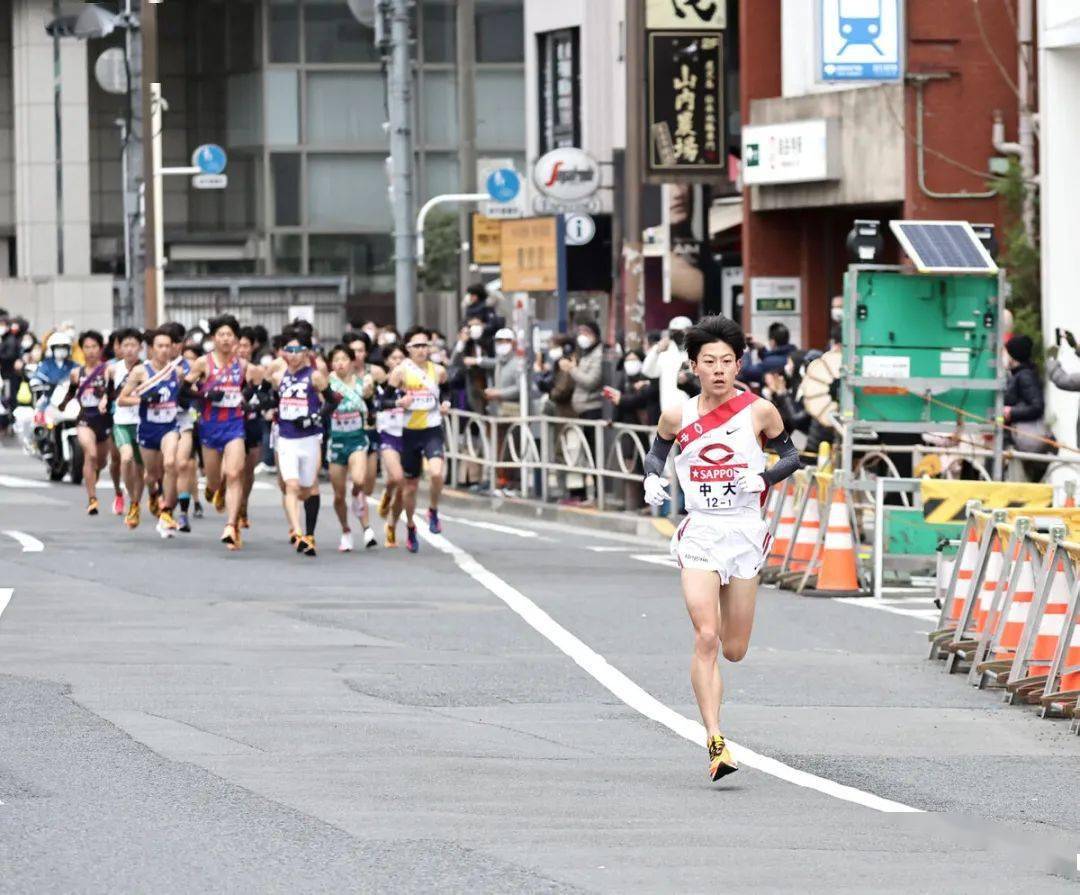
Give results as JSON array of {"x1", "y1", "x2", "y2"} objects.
[{"x1": 676, "y1": 390, "x2": 757, "y2": 450}]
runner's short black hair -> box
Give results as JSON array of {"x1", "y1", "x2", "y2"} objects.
[
  {"x1": 78, "y1": 329, "x2": 104, "y2": 348},
  {"x1": 329, "y1": 343, "x2": 355, "y2": 362},
  {"x1": 281, "y1": 324, "x2": 313, "y2": 348},
  {"x1": 239, "y1": 326, "x2": 260, "y2": 344},
  {"x1": 208, "y1": 314, "x2": 241, "y2": 337},
  {"x1": 684, "y1": 315, "x2": 746, "y2": 362},
  {"x1": 402, "y1": 325, "x2": 430, "y2": 345},
  {"x1": 150, "y1": 327, "x2": 175, "y2": 344},
  {"x1": 114, "y1": 327, "x2": 142, "y2": 344},
  {"x1": 160, "y1": 321, "x2": 186, "y2": 342},
  {"x1": 250, "y1": 324, "x2": 269, "y2": 347}
]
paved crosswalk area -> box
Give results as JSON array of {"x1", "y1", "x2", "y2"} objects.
[{"x1": 1, "y1": 443, "x2": 1079, "y2": 892}]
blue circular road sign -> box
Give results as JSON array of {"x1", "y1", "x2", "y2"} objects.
[
  {"x1": 193, "y1": 144, "x2": 228, "y2": 175},
  {"x1": 485, "y1": 168, "x2": 520, "y2": 204}
]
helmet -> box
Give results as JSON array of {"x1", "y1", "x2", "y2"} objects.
[{"x1": 46, "y1": 332, "x2": 73, "y2": 352}]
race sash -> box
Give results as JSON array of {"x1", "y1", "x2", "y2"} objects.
[{"x1": 675, "y1": 390, "x2": 757, "y2": 451}]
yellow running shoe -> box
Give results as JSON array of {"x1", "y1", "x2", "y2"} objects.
[
  {"x1": 221, "y1": 524, "x2": 239, "y2": 548},
  {"x1": 377, "y1": 490, "x2": 391, "y2": 518},
  {"x1": 384, "y1": 522, "x2": 397, "y2": 548},
  {"x1": 213, "y1": 486, "x2": 226, "y2": 513},
  {"x1": 87, "y1": 497, "x2": 100, "y2": 516},
  {"x1": 707, "y1": 734, "x2": 738, "y2": 782},
  {"x1": 147, "y1": 491, "x2": 160, "y2": 517},
  {"x1": 299, "y1": 534, "x2": 317, "y2": 557},
  {"x1": 158, "y1": 509, "x2": 179, "y2": 530},
  {"x1": 204, "y1": 483, "x2": 216, "y2": 504},
  {"x1": 125, "y1": 503, "x2": 141, "y2": 529}
]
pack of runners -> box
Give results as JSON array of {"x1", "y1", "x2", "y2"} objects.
[{"x1": 64, "y1": 315, "x2": 449, "y2": 557}]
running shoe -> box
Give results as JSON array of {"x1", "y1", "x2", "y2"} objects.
[
  {"x1": 707, "y1": 734, "x2": 738, "y2": 782},
  {"x1": 204, "y1": 484, "x2": 216, "y2": 504},
  {"x1": 193, "y1": 500, "x2": 204, "y2": 519},
  {"x1": 384, "y1": 523, "x2": 397, "y2": 548},
  {"x1": 300, "y1": 534, "x2": 317, "y2": 557},
  {"x1": 289, "y1": 530, "x2": 301, "y2": 547},
  {"x1": 112, "y1": 493, "x2": 124, "y2": 516},
  {"x1": 406, "y1": 525, "x2": 419, "y2": 554},
  {"x1": 177, "y1": 512, "x2": 191, "y2": 533},
  {"x1": 87, "y1": 498, "x2": 100, "y2": 516},
  {"x1": 377, "y1": 490, "x2": 391, "y2": 518},
  {"x1": 147, "y1": 491, "x2": 160, "y2": 517},
  {"x1": 427, "y1": 508, "x2": 441, "y2": 534},
  {"x1": 339, "y1": 530, "x2": 354, "y2": 552},
  {"x1": 363, "y1": 527, "x2": 378, "y2": 549},
  {"x1": 156, "y1": 511, "x2": 178, "y2": 539},
  {"x1": 125, "y1": 503, "x2": 140, "y2": 529},
  {"x1": 213, "y1": 486, "x2": 226, "y2": 513},
  {"x1": 221, "y1": 524, "x2": 239, "y2": 549}
]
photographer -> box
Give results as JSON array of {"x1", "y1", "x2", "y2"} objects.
[{"x1": 1047, "y1": 328, "x2": 1080, "y2": 448}]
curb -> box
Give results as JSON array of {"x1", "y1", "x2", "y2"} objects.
[{"x1": 439, "y1": 488, "x2": 673, "y2": 543}]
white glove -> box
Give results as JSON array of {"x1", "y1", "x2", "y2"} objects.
[
  {"x1": 643, "y1": 473, "x2": 670, "y2": 507},
  {"x1": 734, "y1": 470, "x2": 767, "y2": 494}
]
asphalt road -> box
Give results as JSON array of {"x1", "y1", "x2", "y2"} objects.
[{"x1": 1, "y1": 442, "x2": 1078, "y2": 893}]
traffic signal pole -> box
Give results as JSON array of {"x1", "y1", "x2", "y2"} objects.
[{"x1": 140, "y1": 0, "x2": 160, "y2": 328}]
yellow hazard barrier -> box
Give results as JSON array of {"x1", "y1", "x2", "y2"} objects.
[{"x1": 919, "y1": 480, "x2": 1053, "y2": 525}]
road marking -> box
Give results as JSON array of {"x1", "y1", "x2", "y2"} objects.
[
  {"x1": 586, "y1": 546, "x2": 635, "y2": 553},
  {"x1": 833, "y1": 597, "x2": 940, "y2": 622},
  {"x1": 0, "y1": 475, "x2": 49, "y2": 489},
  {"x1": 438, "y1": 514, "x2": 540, "y2": 539},
  {"x1": 417, "y1": 527, "x2": 921, "y2": 814},
  {"x1": 3, "y1": 531, "x2": 44, "y2": 553},
  {"x1": 631, "y1": 553, "x2": 679, "y2": 569},
  {"x1": 0, "y1": 588, "x2": 12, "y2": 620}
]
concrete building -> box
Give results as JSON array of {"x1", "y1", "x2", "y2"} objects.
[
  {"x1": 741, "y1": 0, "x2": 1021, "y2": 351},
  {"x1": 1039, "y1": 1, "x2": 1080, "y2": 447},
  {"x1": 0, "y1": 0, "x2": 526, "y2": 330}
]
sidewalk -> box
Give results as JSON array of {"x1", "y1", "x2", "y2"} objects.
[{"x1": 439, "y1": 487, "x2": 674, "y2": 543}]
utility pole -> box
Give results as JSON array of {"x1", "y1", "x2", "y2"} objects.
[
  {"x1": 140, "y1": 0, "x2": 160, "y2": 328},
  {"x1": 125, "y1": 0, "x2": 145, "y2": 327},
  {"x1": 1017, "y1": 0, "x2": 1035, "y2": 240},
  {"x1": 387, "y1": 0, "x2": 417, "y2": 330},
  {"x1": 623, "y1": 0, "x2": 645, "y2": 344},
  {"x1": 456, "y1": 0, "x2": 477, "y2": 304}
]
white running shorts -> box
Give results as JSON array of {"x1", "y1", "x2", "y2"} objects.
[
  {"x1": 669, "y1": 512, "x2": 771, "y2": 584},
  {"x1": 276, "y1": 433, "x2": 322, "y2": 487}
]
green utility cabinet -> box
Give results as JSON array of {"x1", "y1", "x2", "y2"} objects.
[{"x1": 839, "y1": 265, "x2": 1005, "y2": 477}]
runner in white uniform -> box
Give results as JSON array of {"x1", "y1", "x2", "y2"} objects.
[{"x1": 642, "y1": 315, "x2": 801, "y2": 783}]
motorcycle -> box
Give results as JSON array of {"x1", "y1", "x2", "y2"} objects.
[{"x1": 25, "y1": 373, "x2": 83, "y2": 483}]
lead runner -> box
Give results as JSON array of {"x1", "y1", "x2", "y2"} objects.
[{"x1": 642, "y1": 315, "x2": 802, "y2": 781}]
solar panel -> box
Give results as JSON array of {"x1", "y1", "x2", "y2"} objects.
[{"x1": 888, "y1": 220, "x2": 999, "y2": 274}]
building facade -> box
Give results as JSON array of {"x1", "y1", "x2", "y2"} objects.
[{"x1": 1, "y1": 0, "x2": 526, "y2": 328}]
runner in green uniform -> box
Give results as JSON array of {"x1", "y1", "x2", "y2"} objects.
[{"x1": 326, "y1": 344, "x2": 376, "y2": 552}]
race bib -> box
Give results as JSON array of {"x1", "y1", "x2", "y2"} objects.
[
  {"x1": 214, "y1": 389, "x2": 242, "y2": 408},
  {"x1": 80, "y1": 391, "x2": 100, "y2": 408},
  {"x1": 408, "y1": 391, "x2": 436, "y2": 412},
  {"x1": 147, "y1": 402, "x2": 178, "y2": 424},
  {"x1": 279, "y1": 397, "x2": 308, "y2": 421},
  {"x1": 376, "y1": 408, "x2": 404, "y2": 437},
  {"x1": 332, "y1": 409, "x2": 363, "y2": 433}
]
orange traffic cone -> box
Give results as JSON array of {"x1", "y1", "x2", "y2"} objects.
[
  {"x1": 803, "y1": 486, "x2": 863, "y2": 596},
  {"x1": 765, "y1": 481, "x2": 797, "y2": 570},
  {"x1": 784, "y1": 480, "x2": 821, "y2": 577},
  {"x1": 993, "y1": 546, "x2": 1037, "y2": 661}
]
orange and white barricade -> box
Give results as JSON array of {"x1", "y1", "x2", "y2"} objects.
[{"x1": 928, "y1": 501, "x2": 987, "y2": 661}]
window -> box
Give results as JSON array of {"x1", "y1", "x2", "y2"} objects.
[
  {"x1": 422, "y1": 0, "x2": 455, "y2": 63},
  {"x1": 271, "y1": 153, "x2": 302, "y2": 226},
  {"x1": 303, "y1": 0, "x2": 380, "y2": 64},
  {"x1": 265, "y1": 70, "x2": 299, "y2": 145},
  {"x1": 476, "y1": 0, "x2": 524, "y2": 62},
  {"x1": 476, "y1": 70, "x2": 524, "y2": 149},
  {"x1": 309, "y1": 235, "x2": 394, "y2": 290},
  {"x1": 269, "y1": 0, "x2": 299, "y2": 63},
  {"x1": 226, "y1": 72, "x2": 263, "y2": 148},
  {"x1": 306, "y1": 72, "x2": 387, "y2": 145},
  {"x1": 226, "y1": 0, "x2": 258, "y2": 72},
  {"x1": 422, "y1": 153, "x2": 460, "y2": 203},
  {"x1": 537, "y1": 28, "x2": 579, "y2": 153},
  {"x1": 308, "y1": 154, "x2": 391, "y2": 228},
  {"x1": 273, "y1": 233, "x2": 303, "y2": 273},
  {"x1": 421, "y1": 72, "x2": 458, "y2": 146}
]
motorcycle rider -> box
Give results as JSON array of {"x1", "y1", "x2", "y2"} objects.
[{"x1": 29, "y1": 332, "x2": 78, "y2": 464}]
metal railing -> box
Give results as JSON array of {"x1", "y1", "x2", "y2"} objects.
[{"x1": 442, "y1": 409, "x2": 669, "y2": 515}]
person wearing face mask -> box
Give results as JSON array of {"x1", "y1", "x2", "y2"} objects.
[
  {"x1": 449, "y1": 316, "x2": 492, "y2": 414},
  {"x1": 604, "y1": 349, "x2": 661, "y2": 426},
  {"x1": 642, "y1": 315, "x2": 693, "y2": 411},
  {"x1": 479, "y1": 328, "x2": 524, "y2": 418},
  {"x1": 31, "y1": 331, "x2": 79, "y2": 398},
  {"x1": 535, "y1": 335, "x2": 577, "y2": 419},
  {"x1": 559, "y1": 320, "x2": 604, "y2": 420}
]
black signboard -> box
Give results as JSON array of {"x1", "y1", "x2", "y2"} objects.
[{"x1": 646, "y1": 31, "x2": 724, "y2": 177}]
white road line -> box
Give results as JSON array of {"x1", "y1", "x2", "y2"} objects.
[
  {"x1": 416, "y1": 527, "x2": 921, "y2": 815},
  {"x1": 0, "y1": 588, "x2": 12, "y2": 620},
  {"x1": 3, "y1": 531, "x2": 44, "y2": 553},
  {"x1": 586, "y1": 546, "x2": 635, "y2": 553},
  {"x1": 631, "y1": 553, "x2": 679, "y2": 569},
  {"x1": 833, "y1": 597, "x2": 940, "y2": 621},
  {"x1": 438, "y1": 514, "x2": 540, "y2": 539},
  {"x1": 0, "y1": 475, "x2": 49, "y2": 489}
]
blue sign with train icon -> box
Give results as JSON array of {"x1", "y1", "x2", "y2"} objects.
[{"x1": 819, "y1": 0, "x2": 902, "y2": 82}]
